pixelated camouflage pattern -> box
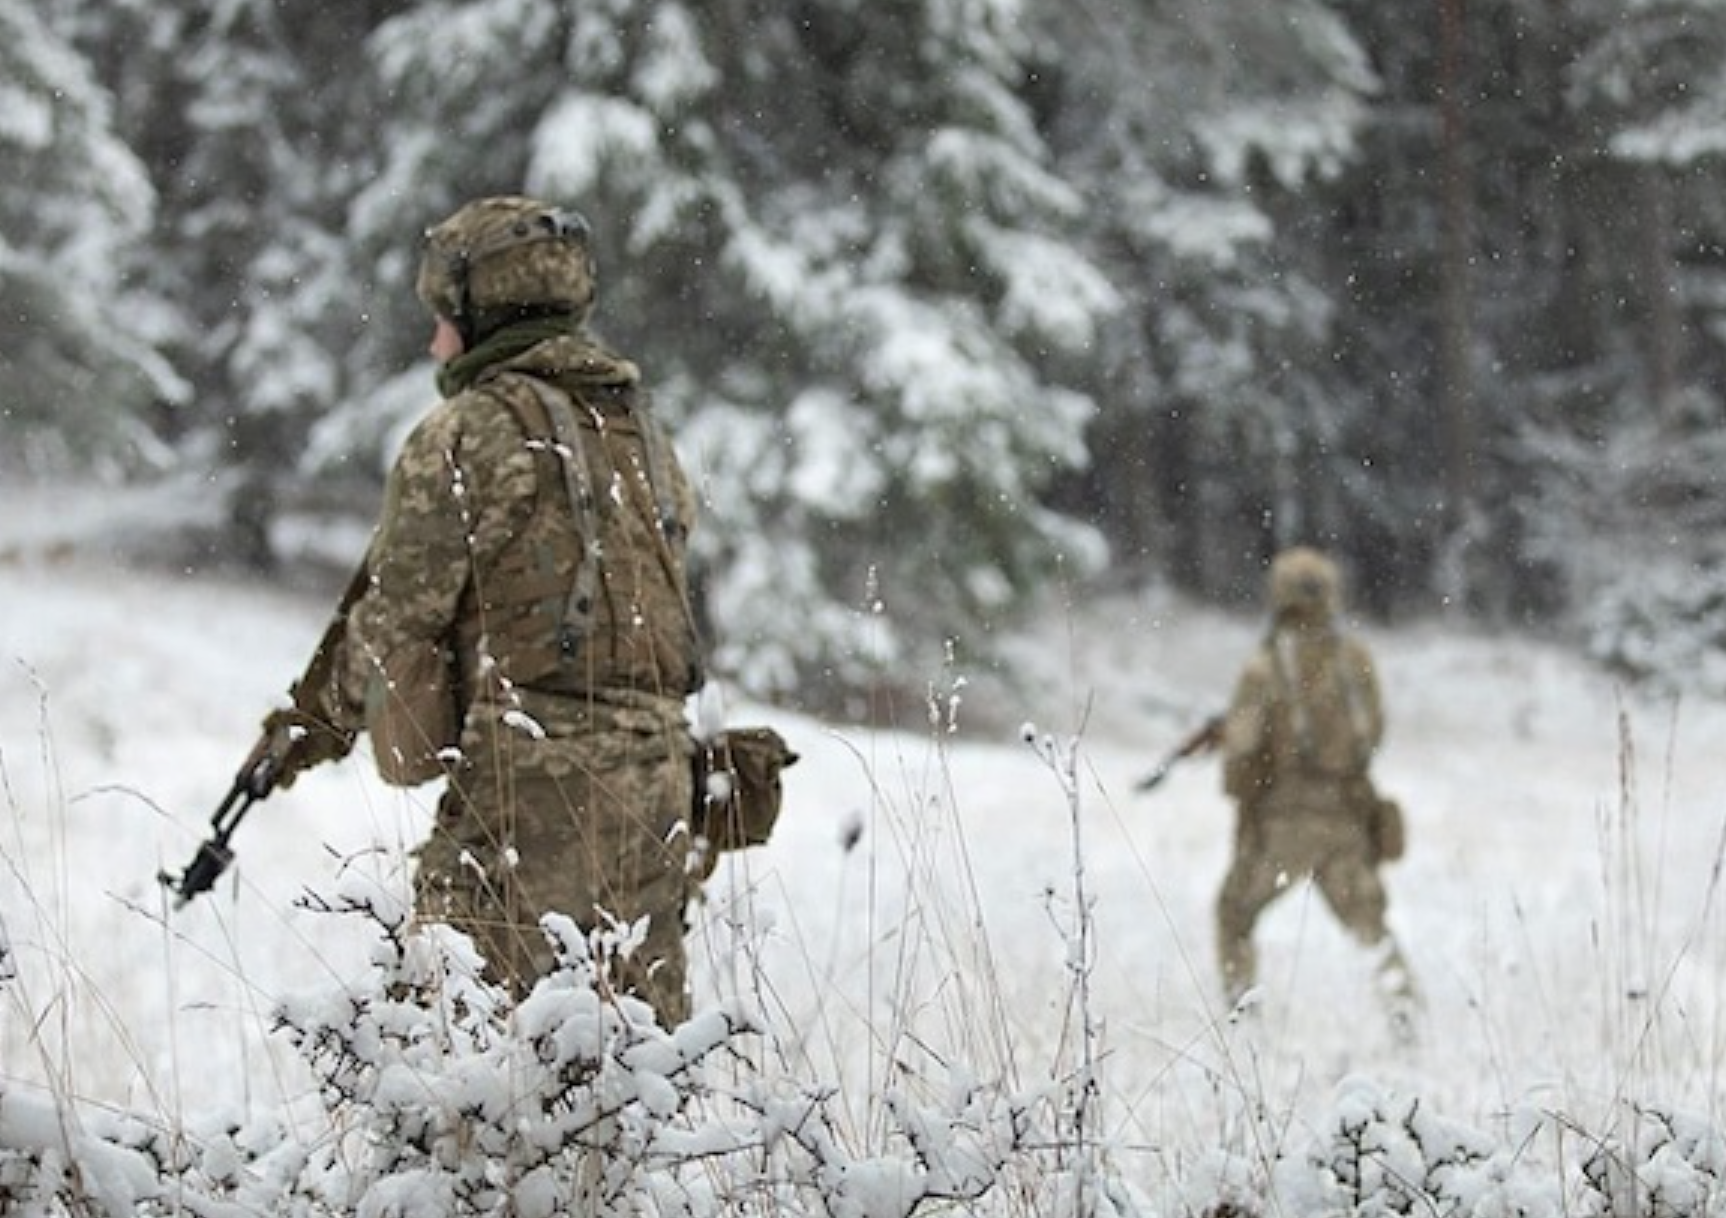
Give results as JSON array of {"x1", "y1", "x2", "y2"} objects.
[
  {"x1": 414, "y1": 692, "x2": 695, "y2": 1023},
  {"x1": 466, "y1": 365, "x2": 700, "y2": 698},
  {"x1": 417, "y1": 196, "x2": 596, "y2": 333},
  {"x1": 328, "y1": 329, "x2": 699, "y2": 1023},
  {"x1": 1215, "y1": 548, "x2": 1398, "y2": 1003}
]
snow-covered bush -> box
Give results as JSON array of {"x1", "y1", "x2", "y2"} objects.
[
  {"x1": 8, "y1": 880, "x2": 1726, "y2": 1216},
  {"x1": 6, "y1": 688, "x2": 1726, "y2": 1216},
  {"x1": 0, "y1": 873, "x2": 1136, "y2": 1217},
  {"x1": 1574, "y1": 1104, "x2": 1726, "y2": 1218},
  {"x1": 1275, "y1": 1078, "x2": 1559, "y2": 1217}
]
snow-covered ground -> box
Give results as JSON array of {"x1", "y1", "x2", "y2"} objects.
[{"x1": 4, "y1": 480, "x2": 1725, "y2": 1193}]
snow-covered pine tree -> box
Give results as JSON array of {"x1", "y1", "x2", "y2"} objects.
[
  {"x1": 157, "y1": 0, "x2": 388, "y2": 568},
  {"x1": 60, "y1": 0, "x2": 392, "y2": 567},
  {"x1": 1275, "y1": 0, "x2": 1726, "y2": 624},
  {"x1": 1519, "y1": 0, "x2": 1726, "y2": 685},
  {"x1": 343, "y1": 0, "x2": 1117, "y2": 714},
  {"x1": 1, "y1": 0, "x2": 184, "y2": 475},
  {"x1": 43, "y1": 0, "x2": 1726, "y2": 697},
  {"x1": 1034, "y1": 0, "x2": 1380, "y2": 606}
]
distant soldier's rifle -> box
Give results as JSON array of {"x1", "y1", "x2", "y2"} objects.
[{"x1": 1133, "y1": 713, "x2": 1225, "y2": 793}]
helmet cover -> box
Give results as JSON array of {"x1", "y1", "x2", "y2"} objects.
[
  {"x1": 1268, "y1": 546, "x2": 1342, "y2": 621},
  {"x1": 416, "y1": 196, "x2": 595, "y2": 336}
]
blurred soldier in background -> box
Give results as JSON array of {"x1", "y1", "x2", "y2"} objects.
[{"x1": 1215, "y1": 546, "x2": 1415, "y2": 1031}]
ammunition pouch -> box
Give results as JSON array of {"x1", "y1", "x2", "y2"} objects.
[
  {"x1": 1348, "y1": 774, "x2": 1405, "y2": 863},
  {"x1": 690, "y1": 727, "x2": 798, "y2": 877}
]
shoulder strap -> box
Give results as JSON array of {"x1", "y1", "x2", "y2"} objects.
[
  {"x1": 515, "y1": 377, "x2": 605, "y2": 659},
  {"x1": 492, "y1": 373, "x2": 704, "y2": 682},
  {"x1": 635, "y1": 404, "x2": 689, "y2": 543},
  {"x1": 631, "y1": 401, "x2": 708, "y2": 686}
]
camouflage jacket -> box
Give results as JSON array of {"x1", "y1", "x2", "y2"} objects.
[
  {"x1": 1221, "y1": 622, "x2": 1382, "y2": 805},
  {"x1": 337, "y1": 329, "x2": 700, "y2": 749}
]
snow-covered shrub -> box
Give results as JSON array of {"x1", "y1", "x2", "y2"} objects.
[
  {"x1": 0, "y1": 1088, "x2": 166, "y2": 1217},
  {"x1": 21, "y1": 874, "x2": 1726, "y2": 1215},
  {"x1": 0, "y1": 873, "x2": 1132, "y2": 1216},
  {"x1": 264, "y1": 876, "x2": 763, "y2": 1216},
  {"x1": 1276, "y1": 1077, "x2": 1562, "y2": 1217},
  {"x1": 1574, "y1": 1104, "x2": 1726, "y2": 1218}
]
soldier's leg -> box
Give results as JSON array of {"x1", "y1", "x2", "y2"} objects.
[
  {"x1": 609, "y1": 866, "x2": 692, "y2": 1026},
  {"x1": 413, "y1": 778, "x2": 550, "y2": 996},
  {"x1": 541, "y1": 741, "x2": 694, "y2": 1025},
  {"x1": 1215, "y1": 845, "x2": 1283, "y2": 1007},
  {"x1": 1314, "y1": 853, "x2": 1418, "y2": 1032}
]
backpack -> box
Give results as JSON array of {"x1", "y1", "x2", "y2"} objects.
[
  {"x1": 367, "y1": 369, "x2": 694, "y2": 787},
  {"x1": 484, "y1": 372, "x2": 701, "y2": 696},
  {"x1": 1269, "y1": 627, "x2": 1405, "y2": 861},
  {"x1": 499, "y1": 375, "x2": 800, "y2": 866}
]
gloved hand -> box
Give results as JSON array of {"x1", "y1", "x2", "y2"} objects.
[{"x1": 243, "y1": 707, "x2": 355, "y2": 793}]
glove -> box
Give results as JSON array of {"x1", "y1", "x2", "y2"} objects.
[{"x1": 244, "y1": 707, "x2": 355, "y2": 793}]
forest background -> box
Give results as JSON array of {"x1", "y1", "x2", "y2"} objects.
[{"x1": 8, "y1": 0, "x2": 1726, "y2": 714}]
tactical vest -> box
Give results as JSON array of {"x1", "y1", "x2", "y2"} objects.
[{"x1": 455, "y1": 370, "x2": 701, "y2": 702}]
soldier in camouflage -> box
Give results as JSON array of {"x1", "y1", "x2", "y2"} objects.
[
  {"x1": 254, "y1": 196, "x2": 703, "y2": 1024},
  {"x1": 1215, "y1": 547, "x2": 1416, "y2": 1026}
]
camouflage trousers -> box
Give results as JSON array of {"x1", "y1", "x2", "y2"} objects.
[
  {"x1": 1215, "y1": 784, "x2": 1401, "y2": 1006},
  {"x1": 412, "y1": 692, "x2": 696, "y2": 1025}
]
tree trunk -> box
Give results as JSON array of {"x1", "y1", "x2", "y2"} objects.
[
  {"x1": 1436, "y1": 0, "x2": 1476, "y2": 526},
  {"x1": 1636, "y1": 167, "x2": 1682, "y2": 428}
]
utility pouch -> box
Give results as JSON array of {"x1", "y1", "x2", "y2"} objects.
[
  {"x1": 1349, "y1": 774, "x2": 1405, "y2": 862},
  {"x1": 691, "y1": 727, "x2": 798, "y2": 865},
  {"x1": 1371, "y1": 790, "x2": 1406, "y2": 862}
]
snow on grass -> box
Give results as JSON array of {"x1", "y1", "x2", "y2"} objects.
[{"x1": 4, "y1": 480, "x2": 1726, "y2": 1212}]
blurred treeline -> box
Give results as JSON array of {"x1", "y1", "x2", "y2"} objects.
[{"x1": 8, "y1": 0, "x2": 1726, "y2": 710}]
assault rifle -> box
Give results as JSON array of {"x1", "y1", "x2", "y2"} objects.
[
  {"x1": 1133, "y1": 713, "x2": 1225, "y2": 793},
  {"x1": 159, "y1": 558, "x2": 369, "y2": 907},
  {"x1": 158, "y1": 750, "x2": 284, "y2": 906}
]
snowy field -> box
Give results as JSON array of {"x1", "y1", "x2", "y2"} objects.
[{"x1": 5, "y1": 480, "x2": 1726, "y2": 1204}]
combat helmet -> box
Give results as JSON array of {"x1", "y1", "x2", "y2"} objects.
[
  {"x1": 416, "y1": 196, "x2": 595, "y2": 344},
  {"x1": 1268, "y1": 546, "x2": 1341, "y2": 623}
]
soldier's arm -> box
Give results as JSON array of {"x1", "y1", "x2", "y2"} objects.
[
  {"x1": 245, "y1": 560, "x2": 368, "y2": 791},
  {"x1": 1221, "y1": 657, "x2": 1274, "y2": 803},
  {"x1": 1345, "y1": 637, "x2": 1385, "y2": 754},
  {"x1": 343, "y1": 395, "x2": 538, "y2": 704}
]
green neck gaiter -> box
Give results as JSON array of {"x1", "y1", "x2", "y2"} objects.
[{"x1": 436, "y1": 315, "x2": 576, "y2": 397}]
